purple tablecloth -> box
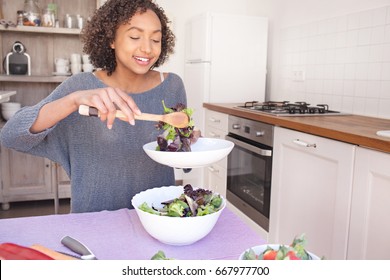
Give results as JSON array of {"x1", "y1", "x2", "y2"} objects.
[{"x1": 0, "y1": 207, "x2": 265, "y2": 260}]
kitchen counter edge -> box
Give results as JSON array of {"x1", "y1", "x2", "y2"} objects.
[{"x1": 203, "y1": 103, "x2": 390, "y2": 154}]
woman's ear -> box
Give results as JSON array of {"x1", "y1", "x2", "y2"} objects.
[{"x1": 110, "y1": 42, "x2": 115, "y2": 49}]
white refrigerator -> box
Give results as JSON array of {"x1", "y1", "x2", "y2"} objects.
[{"x1": 182, "y1": 12, "x2": 268, "y2": 186}]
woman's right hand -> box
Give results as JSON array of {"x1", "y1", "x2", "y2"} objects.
[{"x1": 71, "y1": 87, "x2": 142, "y2": 129}]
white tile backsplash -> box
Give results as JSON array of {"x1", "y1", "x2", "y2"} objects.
[{"x1": 276, "y1": 5, "x2": 390, "y2": 119}]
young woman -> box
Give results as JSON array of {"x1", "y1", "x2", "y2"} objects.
[{"x1": 0, "y1": 0, "x2": 186, "y2": 213}]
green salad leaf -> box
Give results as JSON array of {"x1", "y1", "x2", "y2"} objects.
[
  {"x1": 151, "y1": 250, "x2": 174, "y2": 260},
  {"x1": 156, "y1": 101, "x2": 199, "y2": 152}
]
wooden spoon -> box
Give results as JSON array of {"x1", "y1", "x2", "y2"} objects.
[{"x1": 78, "y1": 105, "x2": 190, "y2": 128}]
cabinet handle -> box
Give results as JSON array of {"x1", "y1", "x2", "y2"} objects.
[
  {"x1": 293, "y1": 139, "x2": 317, "y2": 148},
  {"x1": 207, "y1": 166, "x2": 219, "y2": 173},
  {"x1": 209, "y1": 132, "x2": 220, "y2": 138},
  {"x1": 209, "y1": 117, "x2": 221, "y2": 123}
]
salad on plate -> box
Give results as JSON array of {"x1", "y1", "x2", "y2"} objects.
[{"x1": 241, "y1": 234, "x2": 320, "y2": 260}]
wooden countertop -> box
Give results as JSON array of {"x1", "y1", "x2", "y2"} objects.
[{"x1": 204, "y1": 103, "x2": 390, "y2": 154}]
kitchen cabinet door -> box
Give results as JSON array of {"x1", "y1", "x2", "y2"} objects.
[
  {"x1": 204, "y1": 161, "x2": 227, "y2": 198},
  {"x1": 269, "y1": 127, "x2": 355, "y2": 260},
  {"x1": 347, "y1": 147, "x2": 390, "y2": 260},
  {"x1": 0, "y1": 146, "x2": 52, "y2": 210},
  {"x1": 202, "y1": 110, "x2": 228, "y2": 192},
  {"x1": 182, "y1": 110, "x2": 229, "y2": 188}
]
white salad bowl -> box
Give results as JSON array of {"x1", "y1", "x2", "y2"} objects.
[
  {"x1": 143, "y1": 137, "x2": 234, "y2": 168},
  {"x1": 239, "y1": 244, "x2": 320, "y2": 260},
  {"x1": 131, "y1": 185, "x2": 226, "y2": 246}
]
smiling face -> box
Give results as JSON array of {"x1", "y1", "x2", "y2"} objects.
[{"x1": 111, "y1": 9, "x2": 162, "y2": 75}]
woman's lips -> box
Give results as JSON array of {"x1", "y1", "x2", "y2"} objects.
[{"x1": 134, "y1": 56, "x2": 151, "y2": 66}]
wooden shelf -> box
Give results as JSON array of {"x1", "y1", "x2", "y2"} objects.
[
  {"x1": 0, "y1": 75, "x2": 69, "y2": 83},
  {"x1": 0, "y1": 25, "x2": 81, "y2": 35}
]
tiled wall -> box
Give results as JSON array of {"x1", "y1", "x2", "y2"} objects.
[{"x1": 275, "y1": 5, "x2": 390, "y2": 119}]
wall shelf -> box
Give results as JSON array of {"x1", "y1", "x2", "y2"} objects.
[
  {"x1": 0, "y1": 75, "x2": 69, "y2": 83},
  {"x1": 0, "y1": 25, "x2": 81, "y2": 35}
]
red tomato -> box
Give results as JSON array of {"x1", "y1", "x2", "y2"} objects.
[
  {"x1": 287, "y1": 251, "x2": 300, "y2": 260},
  {"x1": 263, "y1": 250, "x2": 277, "y2": 260}
]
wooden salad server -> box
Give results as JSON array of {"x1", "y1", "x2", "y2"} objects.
[{"x1": 78, "y1": 105, "x2": 190, "y2": 128}]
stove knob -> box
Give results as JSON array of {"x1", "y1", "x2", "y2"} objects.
[{"x1": 256, "y1": 131, "x2": 265, "y2": 137}]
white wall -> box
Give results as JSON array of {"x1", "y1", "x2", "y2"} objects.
[{"x1": 270, "y1": 0, "x2": 390, "y2": 119}]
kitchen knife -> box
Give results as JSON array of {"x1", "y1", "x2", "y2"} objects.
[{"x1": 61, "y1": 236, "x2": 97, "y2": 260}]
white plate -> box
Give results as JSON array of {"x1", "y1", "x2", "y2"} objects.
[
  {"x1": 143, "y1": 137, "x2": 234, "y2": 168},
  {"x1": 52, "y1": 72, "x2": 71, "y2": 76}
]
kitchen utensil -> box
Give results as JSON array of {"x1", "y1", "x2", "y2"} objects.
[
  {"x1": 71, "y1": 63, "x2": 81, "y2": 75},
  {"x1": 61, "y1": 236, "x2": 97, "y2": 260},
  {"x1": 55, "y1": 58, "x2": 69, "y2": 66},
  {"x1": 78, "y1": 105, "x2": 190, "y2": 128},
  {"x1": 55, "y1": 65, "x2": 69, "y2": 74},
  {"x1": 82, "y1": 63, "x2": 94, "y2": 72},
  {"x1": 82, "y1": 54, "x2": 90, "y2": 64},
  {"x1": 1, "y1": 102, "x2": 21, "y2": 120},
  {"x1": 70, "y1": 53, "x2": 81, "y2": 64}
]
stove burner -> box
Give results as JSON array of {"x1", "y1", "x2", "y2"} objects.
[{"x1": 237, "y1": 101, "x2": 345, "y2": 116}]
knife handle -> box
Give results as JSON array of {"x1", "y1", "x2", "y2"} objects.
[{"x1": 61, "y1": 236, "x2": 95, "y2": 259}]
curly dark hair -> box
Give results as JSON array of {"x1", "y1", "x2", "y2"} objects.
[{"x1": 81, "y1": 0, "x2": 175, "y2": 75}]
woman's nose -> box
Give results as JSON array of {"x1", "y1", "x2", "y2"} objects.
[{"x1": 140, "y1": 39, "x2": 152, "y2": 54}]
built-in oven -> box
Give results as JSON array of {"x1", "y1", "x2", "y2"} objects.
[{"x1": 226, "y1": 115, "x2": 273, "y2": 232}]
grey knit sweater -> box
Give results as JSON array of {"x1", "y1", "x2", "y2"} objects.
[{"x1": 0, "y1": 72, "x2": 187, "y2": 213}]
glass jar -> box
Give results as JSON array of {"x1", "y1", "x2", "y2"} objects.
[
  {"x1": 42, "y1": 8, "x2": 55, "y2": 27},
  {"x1": 23, "y1": 0, "x2": 41, "y2": 27},
  {"x1": 17, "y1": 10, "x2": 24, "y2": 26}
]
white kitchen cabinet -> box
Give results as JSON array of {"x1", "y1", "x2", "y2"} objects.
[
  {"x1": 203, "y1": 110, "x2": 228, "y2": 195},
  {"x1": 183, "y1": 109, "x2": 229, "y2": 189},
  {"x1": 0, "y1": 0, "x2": 94, "y2": 210},
  {"x1": 347, "y1": 147, "x2": 390, "y2": 260},
  {"x1": 269, "y1": 126, "x2": 355, "y2": 260},
  {"x1": 0, "y1": 146, "x2": 52, "y2": 210}
]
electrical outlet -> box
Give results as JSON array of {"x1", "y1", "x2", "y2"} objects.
[{"x1": 292, "y1": 70, "x2": 305, "y2": 81}]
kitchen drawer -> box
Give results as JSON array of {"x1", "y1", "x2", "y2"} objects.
[
  {"x1": 204, "y1": 163, "x2": 227, "y2": 198},
  {"x1": 204, "y1": 126, "x2": 227, "y2": 140},
  {"x1": 205, "y1": 110, "x2": 228, "y2": 132}
]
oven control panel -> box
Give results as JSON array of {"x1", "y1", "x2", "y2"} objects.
[{"x1": 228, "y1": 115, "x2": 274, "y2": 147}]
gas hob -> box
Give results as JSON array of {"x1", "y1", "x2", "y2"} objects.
[{"x1": 236, "y1": 101, "x2": 350, "y2": 117}]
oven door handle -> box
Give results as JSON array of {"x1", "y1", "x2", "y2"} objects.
[{"x1": 226, "y1": 135, "x2": 272, "y2": 157}]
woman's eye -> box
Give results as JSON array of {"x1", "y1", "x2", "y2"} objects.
[
  {"x1": 152, "y1": 39, "x2": 161, "y2": 43},
  {"x1": 130, "y1": 37, "x2": 140, "y2": 40}
]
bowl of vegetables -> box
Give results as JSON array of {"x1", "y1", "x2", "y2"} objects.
[
  {"x1": 143, "y1": 137, "x2": 234, "y2": 168},
  {"x1": 239, "y1": 234, "x2": 320, "y2": 260},
  {"x1": 131, "y1": 184, "x2": 226, "y2": 246}
]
